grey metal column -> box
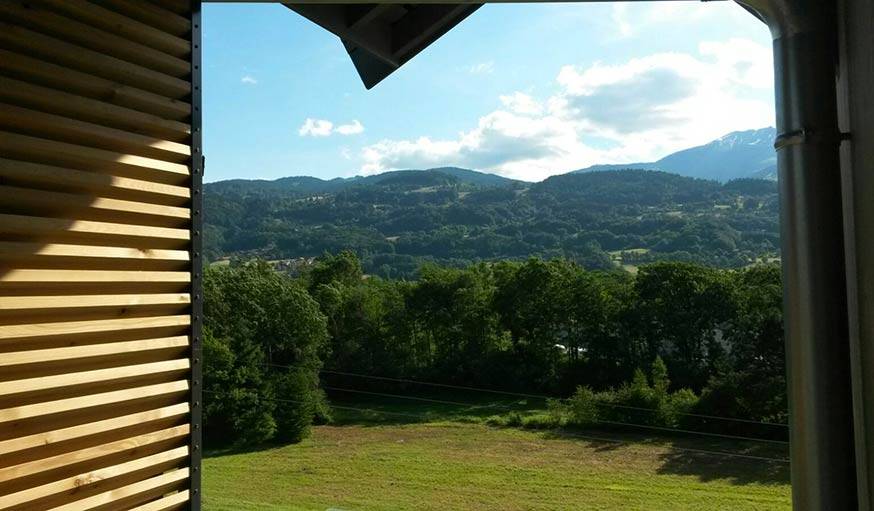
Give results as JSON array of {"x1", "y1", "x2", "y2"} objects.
[{"x1": 736, "y1": 1, "x2": 856, "y2": 508}]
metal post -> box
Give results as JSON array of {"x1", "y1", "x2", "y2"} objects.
[
  {"x1": 737, "y1": 1, "x2": 856, "y2": 508},
  {"x1": 837, "y1": 0, "x2": 874, "y2": 507},
  {"x1": 189, "y1": 1, "x2": 204, "y2": 509}
]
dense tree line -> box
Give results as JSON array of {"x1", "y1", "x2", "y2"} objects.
[
  {"x1": 203, "y1": 252, "x2": 786, "y2": 445},
  {"x1": 203, "y1": 263, "x2": 330, "y2": 445},
  {"x1": 204, "y1": 170, "x2": 780, "y2": 277}
]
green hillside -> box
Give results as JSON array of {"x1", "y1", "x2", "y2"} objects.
[{"x1": 205, "y1": 169, "x2": 779, "y2": 277}]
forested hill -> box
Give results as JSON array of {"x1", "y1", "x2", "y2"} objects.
[
  {"x1": 206, "y1": 166, "x2": 520, "y2": 196},
  {"x1": 204, "y1": 169, "x2": 779, "y2": 277}
]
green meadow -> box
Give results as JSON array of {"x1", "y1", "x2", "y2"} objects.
[{"x1": 204, "y1": 397, "x2": 790, "y2": 511}]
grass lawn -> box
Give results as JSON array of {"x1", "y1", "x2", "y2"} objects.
[{"x1": 203, "y1": 394, "x2": 791, "y2": 510}]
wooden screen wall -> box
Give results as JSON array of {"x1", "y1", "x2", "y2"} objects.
[{"x1": 0, "y1": 1, "x2": 201, "y2": 509}]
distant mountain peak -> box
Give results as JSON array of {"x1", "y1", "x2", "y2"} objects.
[
  {"x1": 717, "y1": 126, "x2": 774, "y2": 142},
  {"x1": 572, "y1": 127, "x2": 776, "y2": 182}
]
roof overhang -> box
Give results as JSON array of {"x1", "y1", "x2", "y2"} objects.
[{"x1": 284, "y1": 3, "x2": 482, "y2": 88}]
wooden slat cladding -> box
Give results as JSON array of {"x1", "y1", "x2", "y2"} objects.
[
  {"x1": 0, "y1": 104, "x2": 191, "y2": 163},
  {"x1": 0, "y1": 1, "x2": 196, "y2": 510},
  {"x1": 0, "y1": 51, "x2": 191, "y2": 121},
  {"x1": 0, "y1": 3, "x2": 189, "y2": 78}
]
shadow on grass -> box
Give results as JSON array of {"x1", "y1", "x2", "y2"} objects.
[
  {"x1": 537, "y1": 426, "x2": 789, "y2": 486},
  {"x1": 327, "y1": 391, "x2": 542, "y2": 427},
  {"x1": 204, "y1": 440, "x2": 296, "y2": 459},
  {"x1": 656, "y1": 445, "x2": 789, "y2": 485}
]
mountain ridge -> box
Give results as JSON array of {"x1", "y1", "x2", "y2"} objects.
[
  {"x1": 207, "y1": 127, "x2": 777, "y2": 193},
  {"x1": 572, "y1": 127, "x2": 777, "y2": 182},
  {"x1": 206, "y1": 166, "x2": 521, "y2": 196},
  {"x1": 205, "y1": 168, "x2": 780, "y2": 277}
]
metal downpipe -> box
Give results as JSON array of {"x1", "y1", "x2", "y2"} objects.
[{"x1": 736, "y1": 1, "x2": 856, "y2": 508}]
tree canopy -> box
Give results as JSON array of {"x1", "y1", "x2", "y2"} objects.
[{"x1": 203, "y1": 253, "x2": 786, "y2": 445}]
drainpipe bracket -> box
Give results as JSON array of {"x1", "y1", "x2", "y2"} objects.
[
  {"x1": 774, "y1": 128, "x2": 811, "y2": 150},
  {"x1": 774, "y1": 129, "x2": 853, "y2": 151}
]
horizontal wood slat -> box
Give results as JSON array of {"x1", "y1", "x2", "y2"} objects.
[
  {"x1": 0, "y1": 380, "x2": 189, "y2": 425},
  {"x1": 1, "y1": 1, "x2": 194, "y2": 507},
  {"x1": 149, "y1": 1, "x2": 190, "y2": 16},
  {"x1": 0, "y1": 243, "x2": 190, "y2": 269},
  {"x1": 0, "y1": 76, "x2": 191, "y2": 142},
  {"x1": 0, "y1": 426, "x2": 189, "y2": 484},
  {"x1": 0, "y1": 270, "x2": 190, "y2": 284},
  {"x1": 0, "y1": 132, "x2": 190, "y2": 185},
  {"x1": 46, "y1": 467, "x2": 189, "y2": 511},
  {"x1": 128, "y1": 490, "x2": 190, "y2": 511},
  {"x1": 0, "y1": 213, "x2": 190, "y2": 247},
  {"x1": 0, "y1": 404, "x2": 188, "y2": 458},
  {"x1": 0, "y1": 446, "x2": 188, "y2": 510},
  {"x1": 0, "y1": 50, "x2": 191, "y2": 121},
  {"x1": 0, "y1": 23, "x2": 191, "y2": 99},
  {"x1": 36, "y1": 0, "x2": 190, "y2": 57},
  {"x1": 0, "y1": 405, "x2": 189, "y2": 461},
  {"x1": 0, "y1": 359, "x2": 190, "y2": 397},
  {"x1": 0, "y1": 103, "x2": 191, "y2": 163},
  {"x1": 0, "y1": 337, "x2": 189, "y2": 368},
  {"x1": 91, "y1": 0, "x2": 191, "y2": 37},
  {"x1": 0, "y1": 187, "x2": 190, "y2": 228},
  {"x1": 0, "y1": 315, "x2": 191, "y2": 341},
  {"x1": 0, "y1": 2, "x2": 189, "y2": 78},
  {"x1": 0, "y1": 158, "x2": 190, "y2": 207}
]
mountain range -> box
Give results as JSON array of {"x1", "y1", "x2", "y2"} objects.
[
  {"x1": 207, "y1": 127, "x2": 777, "y2": 194},
  {"x1": 205, "y1": 127, "x2": 781, "y2": 276}
]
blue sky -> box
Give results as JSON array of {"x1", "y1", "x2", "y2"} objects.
[{"x1": 203, "y1": 2, "x2": 774, "y2": 183}]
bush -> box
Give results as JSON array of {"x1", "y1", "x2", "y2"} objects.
[
  {"x1": 566, "y1": 386, "x2": 599, "y2": 426},
  {"x1": 651, "y1": 356, "x2": 670, "y2": 396},
  {"x1": 505, "y1": 411, "x2": 524, "y2": 427},
  {"x1": 597, "y1": 360, "x2": 699, "y2": 428},
  {"x1": 663, "y1": 388, "x2": 698, "y2": 428},
  {"x1": 694, "y1": 372, "x2": 786, "y2": 439},
  {"x1": 312, "y1": 388, "x2": 333, "y2": 425},
  {"x1": 522, "y1": 413, "x2": 560, "y2": 429},
  {"x1": 606, "y1": 369, "x2": 660, "y2": 425},
  {"x1": 546, "y1": 398, "x2": 568, "y2": 425}
]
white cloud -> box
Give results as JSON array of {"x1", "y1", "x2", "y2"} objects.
[
  {"x1": 609, "y1": 2, "x2": 747, "y2": 38},
  {"x1": 335, "y1": 120, "x2": 364, "y2": 135},
  {"x1": 361, "y1": 111, "x2": 588, "y2": 181},
  {"x1": 360, "y1": 38, "x2": 774, "y2": 181},
  {"x1": 298, "y1": 118, "x2": 334, "y2": 137},
  {"x1": 241, "y1": 75, "x2": 258, "y2": 85},
  {"x1": 499, "y1": 92, "x2": 544, "y2": 116},
  {"x1": 699, "y1": 38, "x2": 773, "y2": 89},
  {"x1": 299, "y1": 118, "x2": 365, "y2": 137},
  {"x1": 468, "y1": 61, "x2": 495, "y2": 74},
  {"x1": 647, "y1": 3, "x2": 719, "y2": 24},
  {"x1": 611, "y1": 5, "x2": 633, "y2": 38}
]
